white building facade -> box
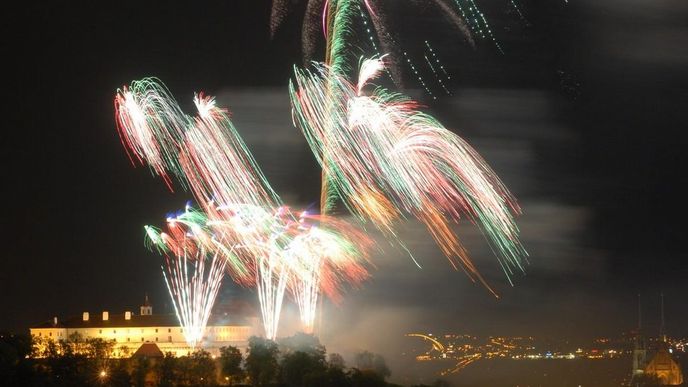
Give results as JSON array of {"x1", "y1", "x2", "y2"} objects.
[{"x1": 30, "y1": 298, "x2": 259, "y2": 357}]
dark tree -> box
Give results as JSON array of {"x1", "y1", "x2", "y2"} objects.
[
  {"x1": 245, "y1": 336, "x2": 279, "y2": 387},
  {"x1": 1, "y1": 332, "x2": 36, "y2": 386},
  {"x1": 355, "y1": 351, "x2": 390, "y2": 380},
  {"x1": 220, "y1": 345, "x2": 244, "y2": 385},
  {"x1": 108, "y1": 359, "x2": 133, "y2": 387},
  {"x1": 328, "y1": 353, "x2": 346, "y2": 369},
  {"x1": 44, "y1": 334, "x2": 95, "y2": 386},
  {"x1": 323, "y1": 364, "x2": 351, "y2": 387},
  {"x1": 84, "y1": 337, "x2": 115, "y2": 379},
  {"x1": 349, "y1": 368, "x2": 387, "y2": 387},
  {"x1": 156, "y1": 352, "x2": 178, "y2": 387},
  {"x1": 176, "y1": 350, "x2": 217, "y2": 386},
  {"x1": 132, "y1": 355, "x2": 152, "y2": 387},
  {"x1": 280, "y1": 350, "x2": 327, "y2": 387},
  {"x1": 189, "y1": 350, "x2": 217, "y2": 386},
  {"x1": 277, "y1": 333, "x2": 329, "y2": 387},
  {"x1": 355, "y1": 351, "x2": 375, "y2": 369},
  {"x1": 278, "y1": 332, "x2": 324, "y2": 355}
]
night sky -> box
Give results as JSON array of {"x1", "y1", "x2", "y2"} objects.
[{"x1": 3, "y1": 0, "x2": 687, "y2": 360}]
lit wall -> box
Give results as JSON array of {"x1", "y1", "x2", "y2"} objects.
[{"x1": 31, "y1": 324, "x2": 254, "y2": 358}]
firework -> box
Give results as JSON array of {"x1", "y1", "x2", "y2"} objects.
[
  {"x1": 116, "y1": 79, "x2": 371, "y2": 338},
  {"x1": 207, "y1": 204, "x2": 372, "y2": 336},
  {"x1": 145, "y1": 215, "x2": 228, "y2": 350},
  {"x1": 114, "y1": 78, "x2": 189, "y2": 190},
  {"x1": 282, "y1": 210, "x2": 372, "y2": 332},
  {"x1": 270, "y1": 0, "x2": 473, "y2": 68},
  {"x1": 116, "y1": 80, "x2": 290, "y2": 338},
  {"x1": 290, "y1": 56, "x2": 527, "y2": 291},
  {"x1": 145, "y1": 204, "x2": 372, "y2": 340},
  {"x1": 423, "y1": 40, "x2": 452, "y2": 96},
  {"x1": 271, "y1": 0, "x2": 477, "y2": 213}
]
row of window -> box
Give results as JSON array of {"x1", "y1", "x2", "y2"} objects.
[
  {"x1": 123, "y1": 336, "x2": 174, "y2": 343},
  {"x1": 36, "y1": 326, "x2": 246, "y2": 339},
  {"x1": 98, "y1": 328, "x2": 178, "y2": 334},
  {"x1": 36, "y1": 331, "x2": 63, "y2": 337},
  {"x1": 35, "y1": 329, "x2": 179, "y2": 340},
  {"x1": 213, "y1": 327, "x2": 246, "y2": 332},
  {"x1": 35, "y1": 332, "x2": 174, "y2": 343},
  {"x1": 89, "y1": 336, "x2": 175, "y2": 343}
]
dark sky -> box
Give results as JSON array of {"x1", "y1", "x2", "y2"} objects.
[{"x1": 2, "y1": 0, "x2": 687, "y2": 361}]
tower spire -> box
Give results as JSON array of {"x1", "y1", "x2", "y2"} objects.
[
  {"x1": 660, "y1": 292, "x2": 666, "y2": 342},
  {"x1": 637, "y1": 293, "x2": 642, "y2": 332},
  {"x1": 141, "y1": 293, "x2": 153, "y2": 316},
  {"x1": 632, "y1": 293, "x2": 648, "y2": 378}
]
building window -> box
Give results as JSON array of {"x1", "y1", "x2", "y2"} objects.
[
  {"x1": 141, "y1": 337, "x2": 144, "y2": 342},
  {"x1": 127, "y1": 338, "x2": 130, "y2": 342},
  {"x1": 168, "y1": 336, "x2": 172, "y2": 342},
  {"x1": 113, "y1": 330, "x2": 116, "y2": 334},
  {"x1": 180, "y1": 329, "x2": 183, "y2": 333},
  {"x1": 155, "y1": 337, "x2": 158, "y2": 342},
  {"x1": 168, "y1": 328, "x2": 171, "y2": 333},
  {"x1": 99, "y1": 329, "x2": 102, "y2": 334},
  {"x1": 155, "y1": 329, "x2": 158, "y2": 333},
  {"x1": 49, "y1": 332, "x2": 52, "y2": 337}
]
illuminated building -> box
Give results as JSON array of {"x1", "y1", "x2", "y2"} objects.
[
  {"x1": 643, "y1": 294, "x2": 684, "y2": 385},
  {"x1": 30, "y1": 296, "x2": 259, "y2": 357},
  {"x1": 644, "y1": 344, "x2": 684, "y2": 386},
  {"x1": 631, "y1": 293, "x2": 684, "y2": 386}
]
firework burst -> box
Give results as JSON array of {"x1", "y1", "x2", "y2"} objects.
[
  {"x1": 145, "y1": 215, "x2": 228, "y2": 350},
  {"x1": 290, "y1": 56, "x2": 527, "y2": 292},
  {"x1": 271, "y1": 0, "x2": 473, "y2": 77},
  {"x1": 116, "y1": 79, "x2": 372, "y2": 339}
]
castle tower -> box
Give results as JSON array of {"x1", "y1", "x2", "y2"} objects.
[{"x1": 140, "y1": 294, "x2": 153, "y2": 316}]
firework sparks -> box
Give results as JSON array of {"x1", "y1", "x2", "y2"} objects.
[
  {"x1": 145, "y1": 216, "x2": 228, "y2": 350},
  {"x1": 290, "y1": 56, "x2": 527, "y2": 292},
  {"x1": 270, "y1": 0, "x2": 473, "y2": 72},
  {"x1": 116, "y1": 80, "x2": 291, "y2": 338},
  {"x1": 424, "y1": 40, "x2": 453, "y2": 96},
  {"x1": 116, "y1": 79, "x2": 372, "y2": 338},
  {"x1": 284, "y1": 210, "x2": 372, "y2": 332},
  {"x1": 207, "y1": 204, "x2": 372, "y2": 336}
]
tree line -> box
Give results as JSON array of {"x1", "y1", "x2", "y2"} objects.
[{"x1": 1, "y1": 331, "x2": 450, "y2": 387}]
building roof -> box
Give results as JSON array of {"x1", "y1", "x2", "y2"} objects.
[
  {"x1": 645, "y1": 345, "x2": 684, "y2": 385},
  {"x1": 31, "y1": 313, "x2": 254, "y2": 329},
  {"x1": 132, "y1": 343, "x2": 164, "y2": 358},
  {"x1": 31, "y1": 319, "x2": 66, "y2": 329}
]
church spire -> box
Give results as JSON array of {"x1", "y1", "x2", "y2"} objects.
[
  {"x1": 660, "y1": 292, "x2": 666, "y2": 342},
  {"x1": 637, "y1": 293, "x2": 642, "y2": 332}
]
